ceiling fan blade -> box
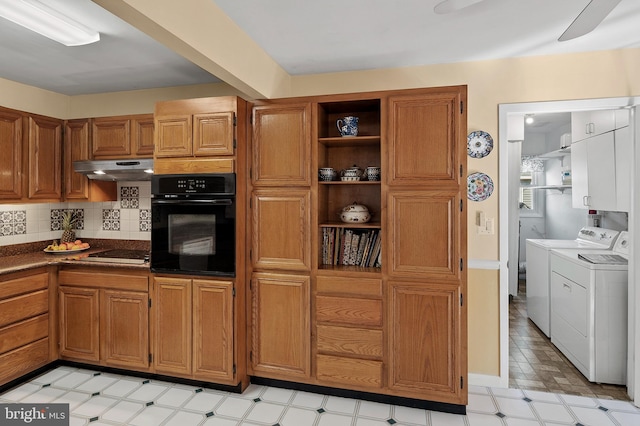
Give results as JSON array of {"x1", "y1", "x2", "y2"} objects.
[
  {"x1": 433, "y1": 0, "x2": 485, "y2": 15},
  {"x1": 558, "y1": 0, "x2": 621, "y2": 41}
]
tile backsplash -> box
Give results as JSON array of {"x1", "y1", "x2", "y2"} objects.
[{"x1": 0, "y1": 181, "x2": 151, "y2": 246}]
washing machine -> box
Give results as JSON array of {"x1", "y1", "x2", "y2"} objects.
[
  {"x1": 525, "y1": 227, "x2": 620, "y2": 337},
  {"x1": 549, "y1": 231, "x2": 629, "y2": 384}
]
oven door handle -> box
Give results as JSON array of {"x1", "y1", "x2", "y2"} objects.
[{"x1": 152, "y1": 199, "x2": 234, "y2": 205}]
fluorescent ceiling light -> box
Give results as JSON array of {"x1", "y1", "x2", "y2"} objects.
[{"x1": 0, "y1": 0, "x2": 100, "y2": 46}]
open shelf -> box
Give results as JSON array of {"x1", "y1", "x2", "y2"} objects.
[
  {"x1": 316, "y1": 97, "x2": 382, "y2": 276},
  {"x1": 319, "y1": 181, "x2": 381, "y2": 185},
  {"x1": 320, "y1": 222, "x2": 381, "y2": 229},
  {"x1": 318, "y1": 136, "x2": 381, "y2": 146},
  {"x1": 317, "y1": 264, "x2": 382, "y2": 275}
]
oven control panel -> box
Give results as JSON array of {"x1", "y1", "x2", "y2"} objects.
[{"x1": 152, "y1": 173, "x2": 235, "y2": 197}]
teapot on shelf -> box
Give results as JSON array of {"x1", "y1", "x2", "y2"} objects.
[{"x1": 340, "y1": 165, "x2": 363, "y2": 181}]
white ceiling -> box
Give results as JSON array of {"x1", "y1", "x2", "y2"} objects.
[{"x1": 0, "y1": 0, "x2": 639, "y2": 96}]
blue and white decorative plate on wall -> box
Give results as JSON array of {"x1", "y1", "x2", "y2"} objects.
[
  {"x1": 467, "y1": 172, "x2": 494, "y2": 202},
  {"x1": 467, "y1": 130, "x2": 493, "y2": 158}
]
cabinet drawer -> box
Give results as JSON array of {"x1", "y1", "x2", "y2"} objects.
[
  {"x1": 0, "y1": 272, "x2": 48, "y2": 300},
  {"x1": 316, "y1": 296, "x2": 382, "y2": 327},
  {"x1": 59, "y1": 270, "x2": 148, "y2": 292},
  {"x1": 316, "y1": 276, "x2": 382, "y2": 297},
  {"x1": 0, "y1": 338, "x2": 49, "y2": 384},
  {"x1": 316, "y1": 354, "x2": 382, "y2": 388},
  {"x1": 317, "y1": 325, "x2": 382, "y2": 358},
  {"x1": 0, "y1": 314, "x2": 48, "y2": 355},
  {"x1": 0, "y1": 290, "x2": 48, "y2": 327}
]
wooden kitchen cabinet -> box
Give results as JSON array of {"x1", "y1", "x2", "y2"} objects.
[
  {"x1": 0, "y1": 268, "x2": 53, "y2": 386},
  {"x1": 92, "y1": 114, "x2": 154, "y2": 159},
  {"x1": 248, "y1": 86, "x2": 467, "y2": 411},
  {"x1": 63, "y1": 119, "x2": 117, "y2": 202},
  {"x1": 152, "y1": 276, "x2": 237, "y2": 384},
  {"x1": 193, "y1": 279, "x2": 235, "y2": 382},
  {"x1": 58, "y1": 268, "x2": 150, "y2": 370},
  {"x1": 153, "y1": 276, "x2": 191, "y2": 375},
  {"x1": 27, "y1": 115, "x2": 63, "y2": 200},
  {"x1": 388, "y1": 92, "x2": 462, "y2": 186},
  {"x1": 252, "y1": 103, "x2": 312, "y2": 186},
  {"x1": 59, "y1": 286, "x2": 100, "y2": 362},
  {"x1": 0, "y1": 109, "x2": 63, "y2": 202},
  {"x1": 388, "y1": 190, "x2": 464, "y2": 278},
  {"x1": 101, "y1": 289, "x2": 149, "y2": 368},
  {"x1": 251, "y1": 189, "x2": 311, "y2": 271},
  {"x1": 154, "y1": 97, "x2": 248, "y2": 177},
  {"x1": 250, "y1": 272, "x2": 310, "y2": 379},
  {"x1": 389, "y1": 282, "x2": 465, "y2": 404},
  {"x1": 155, "y1": 112, "x2": 234, "y2": 158},
  {"x1": 314, "y1": 276, "x2": 383, "y2": 390},
  {"x1": 0, "y1": 107, "x2": 23, "y2": 200}
]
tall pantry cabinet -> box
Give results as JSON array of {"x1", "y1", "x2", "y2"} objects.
[
  {"x1": 248, "y1": 86, "x2": 468, "y2": 410},
  {"x1": 249, "y1": 103, "x2": 313, "y2": 379}
]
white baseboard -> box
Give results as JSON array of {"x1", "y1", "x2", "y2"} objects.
[{"x1": 468, "y1": 373, "x2": 508, "y2": 389}]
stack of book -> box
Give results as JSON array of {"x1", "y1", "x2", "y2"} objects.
[{"x1": 321, "y1": 228, "x2": 381, "y2": 267}]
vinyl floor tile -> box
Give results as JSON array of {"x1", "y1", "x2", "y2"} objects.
[{"x1": 2, "y1": 364, "x2": 640, "y2": 426}]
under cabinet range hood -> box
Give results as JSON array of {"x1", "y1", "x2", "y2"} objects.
[{"x1": 73, "y1": 159, "x2": 154, "y2": 181}]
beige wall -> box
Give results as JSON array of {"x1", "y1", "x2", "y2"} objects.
[
  {"x1": 468, "y1": 269, "x2": 500, "y2": 375},
  {"x1": 1, "y1": 47, "x2": 638, "y2": 377}
]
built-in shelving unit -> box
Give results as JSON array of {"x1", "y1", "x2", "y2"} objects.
[{"x1": 316, "y1": 99, "x2": 381, "y2": 272}]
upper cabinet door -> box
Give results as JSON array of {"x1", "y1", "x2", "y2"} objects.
[
  {"x1": 92, "y1": 117, "x2": 131, "y2": 158},
  {"x1": 64, "y1": 119, "x2": 90, "y2": 200},
  {"x1": 0, "y1": 109, "x2": 23, "y2": 200},
  {"x1": 194, "y1": 112, "x2": 235, "y2": 156},
  {"x1": 252, "y1": 103, "x2": 312, "y2": 186},
  {"x1": 28, "y1": 115, "x2": 62, "y2": 200},
  {"x1": 155, "y1": 115, "x2": 193, "y2": 158},
  {"x1": 387, "y1": 91, "x2": 465, "y2": 186},
  {"x1": 132, "y1": 114, "x2": 155, "y2": 157}
]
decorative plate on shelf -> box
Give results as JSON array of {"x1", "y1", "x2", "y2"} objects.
[
  {"x1": 467, "y1": 172, "x2": 494, "y2": 202},
  {"x1": 467, "y1": 130, "x2": 494, "y2": 158}
]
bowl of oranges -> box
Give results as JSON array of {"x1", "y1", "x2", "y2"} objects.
[{"x1": 44, "y1": 239, "x2": 90, "y2": 254}]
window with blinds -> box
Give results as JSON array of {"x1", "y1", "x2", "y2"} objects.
[{"x1": 520, "y1": 173, "x2": 534, "y2": 210}]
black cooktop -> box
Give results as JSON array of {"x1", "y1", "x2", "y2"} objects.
[{"x1": 88, "y1": 249, "x2": 149, "y2": 260}]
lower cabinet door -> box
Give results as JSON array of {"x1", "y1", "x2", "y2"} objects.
[
  {"x1": 153, "y1": 277, "x2": 192, "y2": 375},
  {"x1": 102, "y1": 289, "x2": 149, "y2": 369},
  {"x1": 388, "y1": 282, "x2": 466, "y2": 405},
  {"x1": 193, "y1": 279, "x2": 234, "y2": 382},
  {"x1": 250, "y1": 272, "x2": 310, "y2": 379},
  {"x1": 59, "y1": 286, "x2": 100, "y2": 362}
]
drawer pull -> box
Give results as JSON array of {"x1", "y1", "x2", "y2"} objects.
[{"x1": 563, "y1": 283, "x2": 571, "y2": 291}]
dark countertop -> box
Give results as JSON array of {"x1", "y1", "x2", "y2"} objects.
[{"x1": 0, "y1": 239, "x2": 150, "y2": 276}]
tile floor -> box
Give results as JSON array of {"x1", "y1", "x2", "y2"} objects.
[
  {"x1": 509, "y1": 281, "x2": 630, "y2": 400},
  {"x1": 1, "y1": 365, "x2": 640, "y2": 426}
]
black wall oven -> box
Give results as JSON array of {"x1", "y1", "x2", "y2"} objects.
[{"x1": 151, "y1": 173, "x2": 236, "y2": 277}]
